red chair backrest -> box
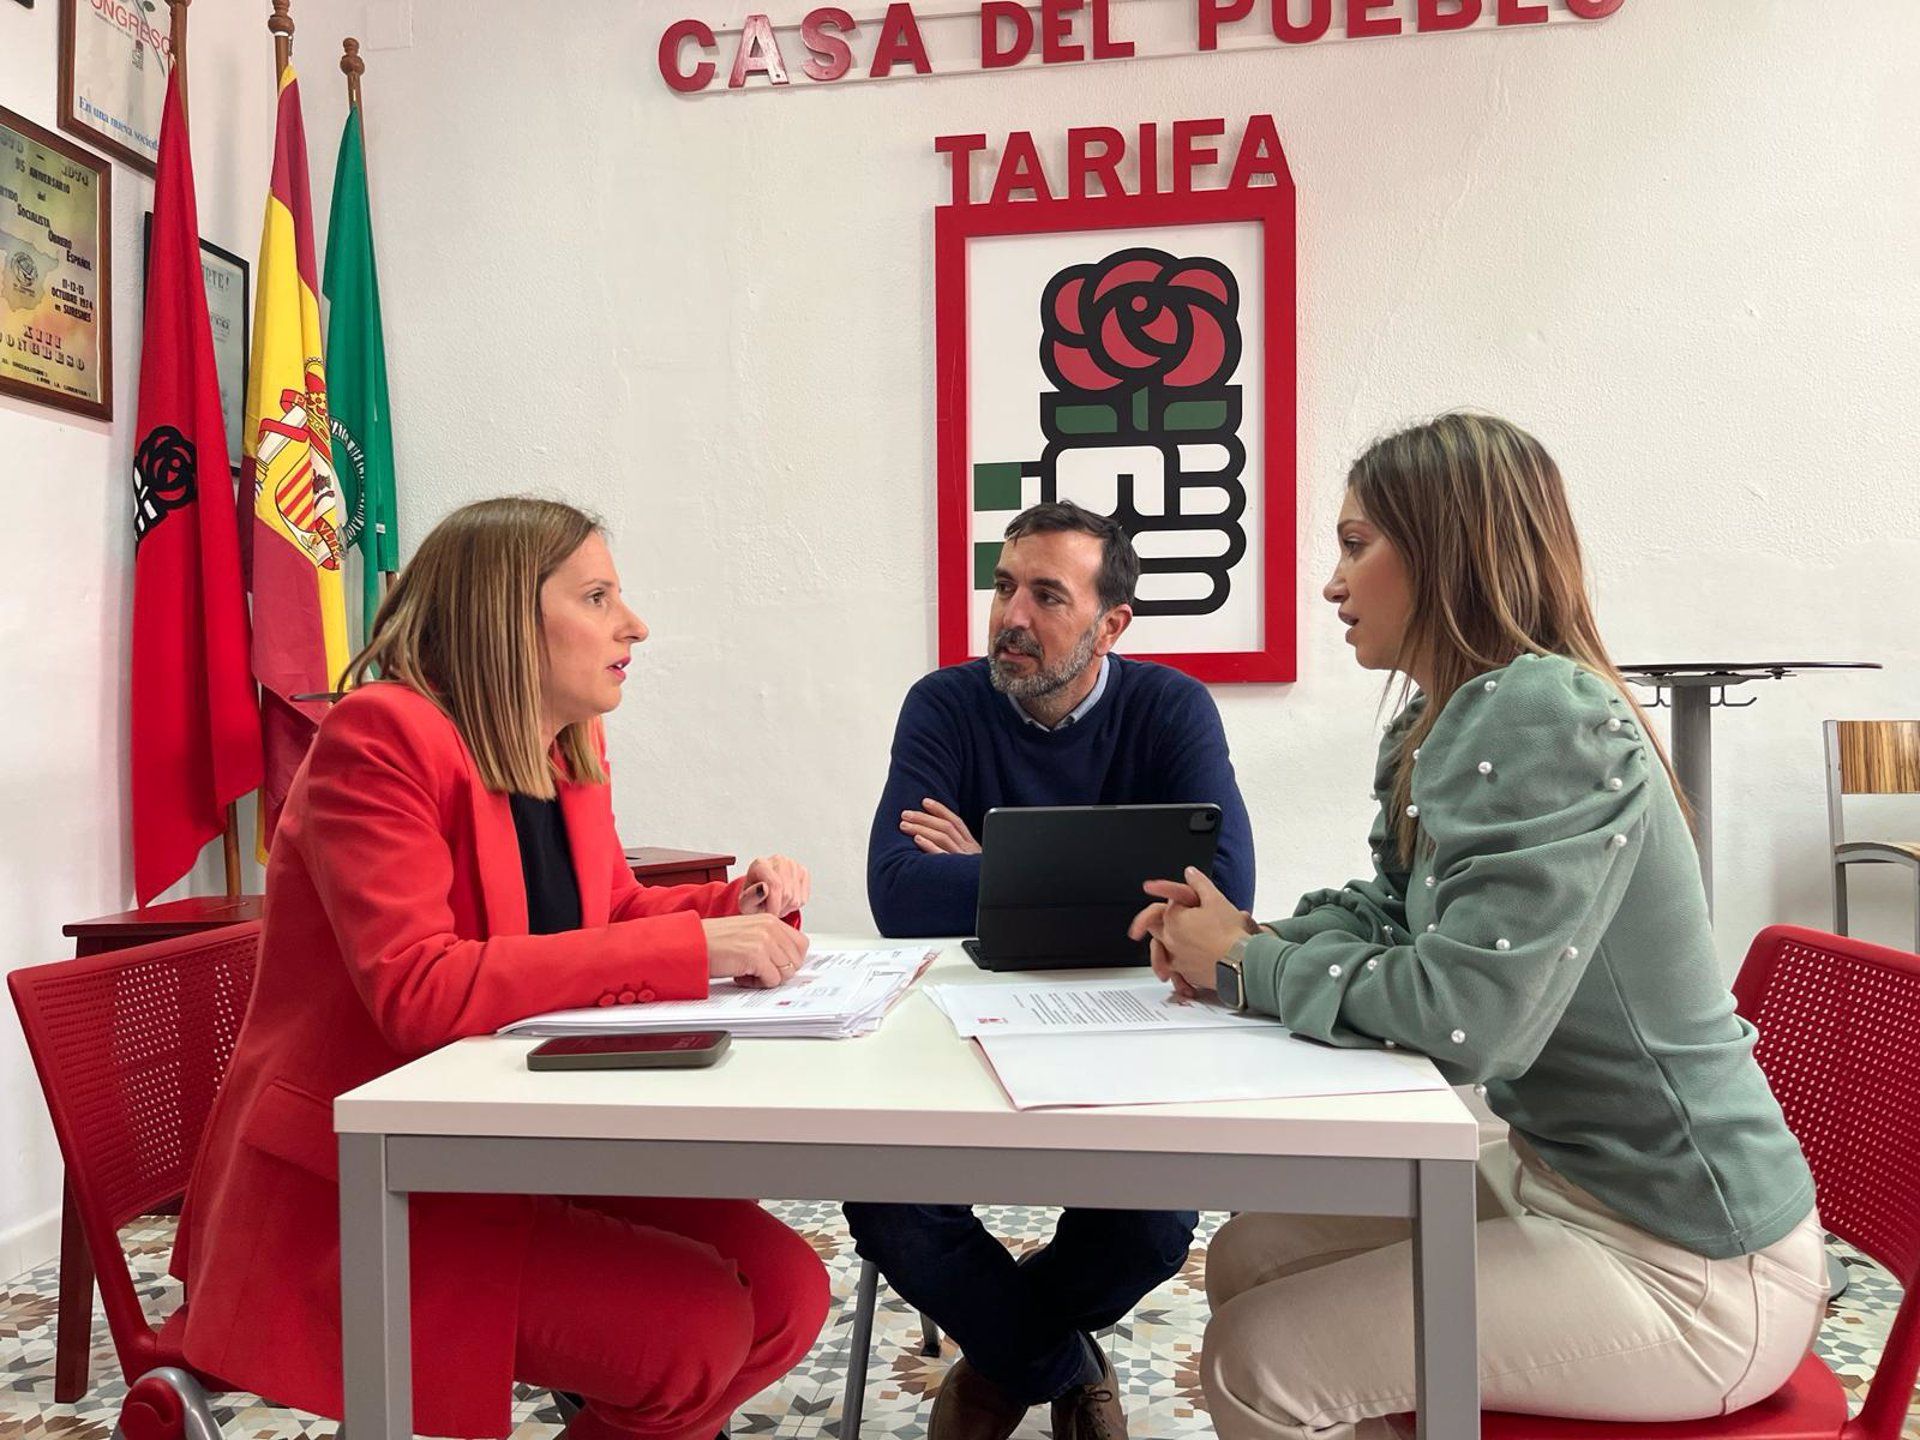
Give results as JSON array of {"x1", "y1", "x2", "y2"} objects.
[
  {"x1": 1733, "y1": 924, "x2": 1920, "y2": 1440},
  {"x1": 8, "y1": 922, "x2": 260, "y2": 1378}
]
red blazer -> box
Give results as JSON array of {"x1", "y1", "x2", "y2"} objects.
[{"x1": 174, "y1": 682, "x2": 750, "y2": 1437}]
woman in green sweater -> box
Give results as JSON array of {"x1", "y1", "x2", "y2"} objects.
[{"x1": 1133, "y1": 413, "x2": 1826, "y2": 1440}]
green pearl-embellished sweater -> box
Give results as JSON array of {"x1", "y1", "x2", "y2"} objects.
[{"x1": 1240, "y1": 653, "x2": 1814, "y2": 1259}]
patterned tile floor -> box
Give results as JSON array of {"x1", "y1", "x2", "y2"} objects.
[{"x1": 0, "y1": 1206, "x2": 1911, "y2": 1440}]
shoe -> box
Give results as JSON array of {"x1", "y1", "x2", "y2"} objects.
[
  {"x1": 1049, "y1": 1350, "x2": 1127, "y2": 1440},
  {"x1": 929, "y1": 1355, "x2": 1029, "y2": 1440}
]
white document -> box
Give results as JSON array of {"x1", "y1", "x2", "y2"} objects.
[
  {"x1": 976, "y1": 1028, "x2": 1450, "y2": 1110},
  {"x1": 927, "y1": 977, "x2": 1276, "y2": 1038},
  {"x1": 500, "y1": 947, "x2": 936, "y2": 1040}
]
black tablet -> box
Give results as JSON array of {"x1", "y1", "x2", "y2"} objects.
[{"x1": 963, "y1": 803, "x2": 1222, "y2": 971}]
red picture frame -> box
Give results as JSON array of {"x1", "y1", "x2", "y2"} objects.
[{"x1": 934, "y1": 180, "x2": 1297, "y2": 684}]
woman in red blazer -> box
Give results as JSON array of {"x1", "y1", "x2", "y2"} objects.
[{"x1": 173, "y1": 498, "x2": 831, "y2": 1440}]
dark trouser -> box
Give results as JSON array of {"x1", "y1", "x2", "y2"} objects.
[{"x1": 842, "y1": 1203, "x2": 1198, "y2": 1405}]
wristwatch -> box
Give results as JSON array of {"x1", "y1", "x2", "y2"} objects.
[{"x1": 1215, "y1": 933, "x2": 1252, "y2": 1013}]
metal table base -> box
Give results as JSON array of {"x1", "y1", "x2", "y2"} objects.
[{"x1": 338, "y1": 1134, "x2": 1481, "y2": 1440}]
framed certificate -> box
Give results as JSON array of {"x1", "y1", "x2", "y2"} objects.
[
  {"x1": 0, "y1": 105, "x2": 113, "y2": 421},
  {"x1": 144, "y1": 213, "x2": 250, "y2": 473},
  {"x1": 59, "y1": 0, "x2": 169, "y2": 175}
]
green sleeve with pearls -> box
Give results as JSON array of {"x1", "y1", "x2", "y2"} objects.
[{"x1": 1241, "y1": 656, "x2": 1650, "y2": 1088}]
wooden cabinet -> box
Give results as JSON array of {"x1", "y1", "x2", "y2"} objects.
[{"x1": 62, "y1": 851, "x2": 736, "y2": 958}]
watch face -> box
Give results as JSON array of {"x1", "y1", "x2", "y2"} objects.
[{"x1": 1215, "y1": 960, "x2": 1242, "y2": 1009}]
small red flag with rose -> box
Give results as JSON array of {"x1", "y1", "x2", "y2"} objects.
[{"x1": 129, "y1": 71, "x2": 263, "y2": 903}]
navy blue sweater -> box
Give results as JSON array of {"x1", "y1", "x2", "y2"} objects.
[{"x1": 866, "y1": 656, "x2": 1255, "y2": 937}]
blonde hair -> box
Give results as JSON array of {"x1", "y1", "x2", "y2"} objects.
[
  {"x1": 1347, "y1": 413, "x2": 1684, "y2": 861},
  {"x1": 342, "y1": 497, "x2": 606, "y2": 797}
]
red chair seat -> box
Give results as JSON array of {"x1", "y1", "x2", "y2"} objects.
[{"x1": 1474, "y1": 1352, "x2": 1849, "y2": 1440}]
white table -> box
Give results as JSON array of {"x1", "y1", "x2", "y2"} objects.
[{"x1": 334, "y1": 937, "x2": 1483, "y2": 1440}]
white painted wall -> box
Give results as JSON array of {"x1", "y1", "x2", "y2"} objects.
[
  {"x1": 0, "y1": 2, "x2": 281, "y2": 1277},
  {"x1": 2, "y1": 0, "x2": 1916, "y2": 1270},
  {"x1": 293, "y1": 0, "x2": 1916, "y2": 953}
]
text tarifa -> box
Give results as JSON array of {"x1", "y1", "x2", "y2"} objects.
[{"x1": 935, "y1": 117, "x2": 1287, "y2": 207}]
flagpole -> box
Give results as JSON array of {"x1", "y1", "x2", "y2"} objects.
[
  {"x1": 270, "y1": 0, "x2": 293, "y2": 76},
  {"x1": 167, "y1": 0, "x2": 190, "y2": 124},
  {"x1": 161, "y1": 0, "x2": 241, "y2": 899},
  {"x1": 340, "y1": 34, "x2": 398, "y2": 607}
]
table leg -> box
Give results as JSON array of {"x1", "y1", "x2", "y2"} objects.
[
  {"x1": 1668, "y1": 686, "x2": 1714, "y2": 912},
  {"x1": 1413, "y1": 1159, "x2": 1478, "y2": 1440},
  {"x1": 340, "y1": 1132, "x2": 412, "y2": 1440},
  {"x1": 843, "y1": 1258, "x2": 880, "y2": 1438}
]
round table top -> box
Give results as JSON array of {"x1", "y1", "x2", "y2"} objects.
[{"x1": 1619, "y1": 661, "x2": 1882, "y2": 683}]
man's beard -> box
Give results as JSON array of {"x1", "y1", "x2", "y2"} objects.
[{"x1": 987, "y1": 622, "x2": 1100, "y2": 701}]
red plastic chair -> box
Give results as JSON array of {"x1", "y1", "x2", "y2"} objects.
[
  {"x1": 1393, "y1": 924, "x2": 1920, "y2": 1440},
  {"x1": 9, "y1": 922, "x2": 261, "y2": 1436}
]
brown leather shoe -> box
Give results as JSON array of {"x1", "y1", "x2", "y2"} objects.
[
  {"x1": 929, "y1": 1355, "x2": 1029, "y2": 1440},
  {"x1": 1049, "y1": 1351, "x2": 1128, "y2": 1440}
]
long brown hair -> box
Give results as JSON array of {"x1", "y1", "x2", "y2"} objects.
[
  {"x1": 340, "y1": 497, "x2": 606, "y2": 797},
  {"x1": 1348, "y1": 413, "x2": 1683, "y2": 861}
]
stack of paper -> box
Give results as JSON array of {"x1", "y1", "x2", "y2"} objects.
[
  {"x1": 500, "y1": 948, "x2": 937, "y2": 1040},
  {"x1": 925, "y1": 977, "x2": 1448, "y2": 1110}
]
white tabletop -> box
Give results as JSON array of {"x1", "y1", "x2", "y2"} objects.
[{"x1": 335, "y1": 937, "x2": 1479, "y2": 1161}]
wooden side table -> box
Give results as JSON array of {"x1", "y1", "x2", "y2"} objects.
[
  {"x1": 626, "y1": 846, "x2": 735, "y2": 886},
  {"x1": 59, "y1": 854, "x2": 734, "y2": 961},
  {"x1": 62, "y1": 893, "x2": 266, "y2": 958}
]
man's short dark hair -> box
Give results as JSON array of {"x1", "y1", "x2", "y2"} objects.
[{"x1": 1002, "y1": 501, "x2": 1139, "y2": 612}]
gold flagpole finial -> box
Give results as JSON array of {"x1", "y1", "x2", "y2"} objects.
[{"x1": 341, "y1": 37, "x2": 365, "y2": 110}]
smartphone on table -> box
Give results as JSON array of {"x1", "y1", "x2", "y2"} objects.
[{"x1": 526, "y1": 1031, "x2": 731, "y2": 1071}]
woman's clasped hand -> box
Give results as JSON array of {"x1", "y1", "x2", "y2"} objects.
[{"x1": 1128, "y1": 866, "x2": 1256, "y2": 999}]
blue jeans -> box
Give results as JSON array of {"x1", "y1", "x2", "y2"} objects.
[{"x1": 842, "y1": 1203, "x2": 1198, "y2": 1404}]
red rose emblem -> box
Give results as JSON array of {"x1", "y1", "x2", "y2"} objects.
[{"x1": 1040, "y1": 248, "x2": 1239, "y2": 393}]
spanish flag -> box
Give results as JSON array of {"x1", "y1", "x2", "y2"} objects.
[{"x1": 245, "y1": 65, "x2": 349, "y2": 849}]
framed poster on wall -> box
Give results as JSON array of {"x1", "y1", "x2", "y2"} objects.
[
  {"x1": 59, "y1": 0, "x2": 169, "y2": 175},
  {"x1": 935, "y1": 177, "x2": 1296, "y2": 684},
  {"x1": 0, "y1": 104, "x2": 113, "y2": 420},
  {"x1": 143, "y1": 213, "x2": 250, "y2": 473}
]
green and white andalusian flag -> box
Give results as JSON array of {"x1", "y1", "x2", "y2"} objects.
[{"x1": 323, "y1": 106, "x2": 398, "y2": 638}]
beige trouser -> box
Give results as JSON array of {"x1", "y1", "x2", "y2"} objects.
[{"x1": 1202, "y1": 1135, "x2": 1828, "y2": 1440}]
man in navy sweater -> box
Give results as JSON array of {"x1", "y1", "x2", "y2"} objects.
[{"x1": 854, "y1": 502, "x2": 1254, "y2": 1440}]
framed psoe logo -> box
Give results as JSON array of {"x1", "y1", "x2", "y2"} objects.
[{"x1": 936, "y1": 176, "x2": 1296, "y2": 684}]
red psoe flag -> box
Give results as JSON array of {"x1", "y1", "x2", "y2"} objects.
[{"x1": 130, "y1": 71, "x2": 263, "y2": 903}]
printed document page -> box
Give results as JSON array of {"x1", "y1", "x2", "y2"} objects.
[
  {"x1": 976, "y1": 1028, "x2": 1450, "y2": 1110},
  {"x1": 926, "y1": 976, "x2": 1276, "y2": 1038},
  {"x1": 500, "y1": 947, "x2": 935, "y2": 1038}
]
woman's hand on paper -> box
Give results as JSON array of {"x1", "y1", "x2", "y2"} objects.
[
  {"x1": 703, "y1": 914, "x2": 810, "y2": 988},
  {"x1": 1129, "y1": 867, "x2": 1251, "y2": 996},
  {"x1": 738, "y1": 854, "x2": 811, "y2": 918}
]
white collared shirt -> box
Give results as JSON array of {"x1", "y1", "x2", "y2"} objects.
[{"x1": 1009, "y1": 655, "x2": 1111, "y2": 732}]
